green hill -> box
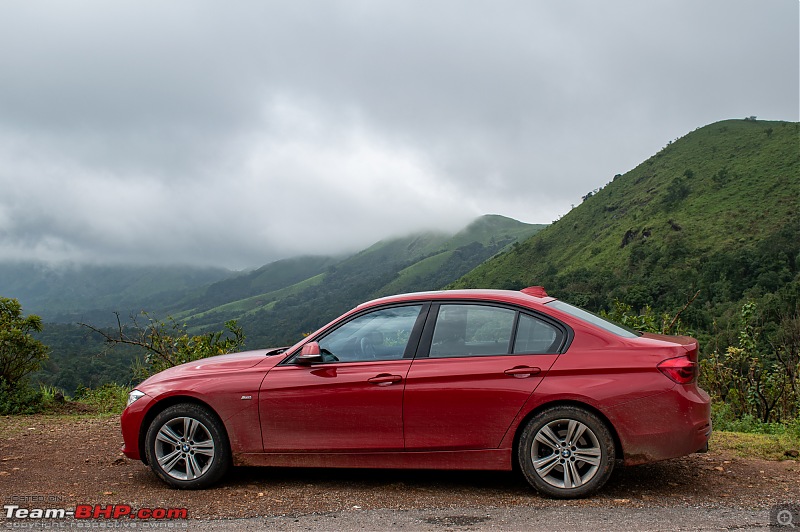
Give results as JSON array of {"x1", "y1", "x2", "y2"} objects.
[
  {"x1": 0, "y1": 263, "x2": 232, "y2": 324},
  {"x1": 165, "y1": 255, "x2": 340, "y2": 318},
  {"x1": 191, "y1": 215, "x2": 544, "y2": 346},
  {"x1": 452, "y1": 119, "x2": 800, "y2": 349}
]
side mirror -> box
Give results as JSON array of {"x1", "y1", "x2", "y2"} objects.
[{"x1": 295, "y1": 341, "x2": 323, "y2": 365}]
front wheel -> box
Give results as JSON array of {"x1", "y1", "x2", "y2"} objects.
[
  {"x1": 518, "y1": 406, "x2": 615, "y2": 498},
  {"x1": 144, "y1": 403, "x2": 231, "y2": 489}
]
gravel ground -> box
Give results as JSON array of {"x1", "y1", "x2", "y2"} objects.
[
  {"x1": 194, "y1": 506, "x2": 784, "y2": 531},
  {"x1": 1, "y1": 415, "x2": 799, "y2": 527}
]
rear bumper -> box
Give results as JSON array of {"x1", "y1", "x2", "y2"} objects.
[{"x1": 607, "y1": 384, "x2": 711, "y2": 466}]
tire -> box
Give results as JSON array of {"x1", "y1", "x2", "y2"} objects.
[
  {"x1": 144, "y1": 403, "x2": 231, "y2": 489},
  {"x1": 517, "y1": 406, "x2": 615, "y2": 498}
]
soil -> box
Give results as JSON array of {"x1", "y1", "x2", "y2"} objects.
[{"x1": 1, "y1": 415, "x2": 799, "y2": 521}]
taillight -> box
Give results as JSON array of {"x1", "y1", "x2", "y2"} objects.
[{"x1": 657, "y1": 355, "x2": 697, "y2": 384}]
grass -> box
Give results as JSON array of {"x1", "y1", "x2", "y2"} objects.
[
  {"x1": 711, "y1": 431, "x2": 800, "y2": 461},
  {"x1": 72, "y1": 383, "x2": 131, "y2": 414},
  {"x1": 1, "y1": 382, "x2": 130, "y2": 419}
]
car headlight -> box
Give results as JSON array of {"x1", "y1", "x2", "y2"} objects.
[{"x1": 126, "y1": 389, "x2": 146, "y2": 408}]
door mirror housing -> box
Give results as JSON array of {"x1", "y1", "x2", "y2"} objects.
[{"x1": 296, "y1": 341, "x2": 323, "y2": 365}]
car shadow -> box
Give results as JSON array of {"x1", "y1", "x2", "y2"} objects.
[
  {"x1": 227, "y1": 465, "x2": 525, "y2": 491},
  {"x1": 214, "y1": 458, "x2": 698, "y2": 499}
]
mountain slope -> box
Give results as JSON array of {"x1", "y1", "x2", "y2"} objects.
[
  {"x1": 165, "y1": 255, "x2": 340, "y2": 318},
  {"x1": 452, "y1": 119, "x2": 799, "y2": 336},
  {"x1": 0, "y1": 263, "x2": 232, "y2": 323},
  {"x1": 216, "y1": 215, "x2": 544, "y2": 346}
]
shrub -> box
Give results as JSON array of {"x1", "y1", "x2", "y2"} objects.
[
  {"x1": 0, "y1": 379, "x2": 44, "y2": 415},
  {"x1": 73, "y1": 383, "x2": 130, "y2": 414},
  {"x1": 700, "y1": 301, "x2": 799, "y2": 424}
]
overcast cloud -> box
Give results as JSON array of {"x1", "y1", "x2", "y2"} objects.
[{"x1": 0, "y1": 0, "x2": 797, "y2": 269}]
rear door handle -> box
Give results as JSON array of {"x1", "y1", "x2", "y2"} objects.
[
  {"x1": 368, "y1": 374, "x2": 403, "y2": 386},
  {"x1": 504, "y1": 366, "x2": 541, "y2": 378}
]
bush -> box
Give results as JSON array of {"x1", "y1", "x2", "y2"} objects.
[
  {"x1": 711, "y1": 402, "x2": 789, "y2": 434},
  {"x1": 73, "y1": 383, "x2": 130, "y2": 414},
  {"x1": 0, "y1": 379, "x2": 44, "y2": 415},
  {"x1": 700, "y1": 301, "x2": 799, "y2": 424}
]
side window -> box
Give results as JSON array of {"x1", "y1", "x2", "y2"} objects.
[
  {"x1": 318, "y1": 305, "x2": 423, "y2": 362},
  {"x1": 429, "y1": 304, "x2": 515, "y2": 358},
  {"x1": 514, "y1": 313, "x2": 562, "y2": 354}
]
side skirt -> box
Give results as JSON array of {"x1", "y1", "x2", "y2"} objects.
[{"x1": 234, "y1": 449, "x2": 512, "y2": 471}]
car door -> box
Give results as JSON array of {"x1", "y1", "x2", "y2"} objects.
[
  {"x1": 260, "y1": 304, "x2": 427, "y2": 452},
  {"x1": 403, "y1": 303, "x2": 564, "y2": 450}
]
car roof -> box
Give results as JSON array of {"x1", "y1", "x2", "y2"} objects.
[{"x1": 357, "y1": 287, "x2": 556, "y2": 310}]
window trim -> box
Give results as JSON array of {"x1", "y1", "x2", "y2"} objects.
[
  {"x1": 281, "y1": 302, "x2": 431, "y2": 366},
  {"x1": 416, "y1": 300, "x2": 573, "y2": 359},
  {"x1": 512, "y1": 311, "x2": 565, "y2": 355}
]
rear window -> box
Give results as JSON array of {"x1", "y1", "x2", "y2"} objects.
[{"x1": 546, "y1": 300, "x2": 641, "y2": 338}]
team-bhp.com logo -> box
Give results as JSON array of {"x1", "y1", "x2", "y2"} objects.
[{"x1": 4, "y1": 504, "x2": 188, "y2": 520}]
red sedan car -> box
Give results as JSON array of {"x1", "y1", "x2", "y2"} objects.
[{"x1": 121, "y1": 287, "x2": 711, "y2": 498}]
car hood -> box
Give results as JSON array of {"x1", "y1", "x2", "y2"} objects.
[{"x1": 138, "y1": 348, "x2": 286, "y2": 387}]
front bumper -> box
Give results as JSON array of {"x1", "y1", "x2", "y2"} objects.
[{"x1": 120, "y1": 393, "x2": 156, "y2": 461}]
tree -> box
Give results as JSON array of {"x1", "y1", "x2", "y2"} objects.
[
  {"x1": 81, "y1": 312, "x2": 245, "y2": 378},
  {"x1": 0, "y1": 297, "x2": 49, "y2": 387},
  {"x1": 665, "y1": 176, "x2": 690, "y2": 205}
]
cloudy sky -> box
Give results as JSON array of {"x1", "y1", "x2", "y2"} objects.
[{"x1": 0, "y1": 1, "x2": 797, "y2": 269}]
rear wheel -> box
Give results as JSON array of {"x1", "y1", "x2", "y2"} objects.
[
  {"x1": 518, "y1": 406, "x2": 615, "y2": 498},
  {"x1": 144, "y1": 403, "x2": 231, "y2": 489}
]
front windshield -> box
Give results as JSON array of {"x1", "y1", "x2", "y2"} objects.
[{"x1": 546, "y1": 300, "x2": 642, "y2": 338}]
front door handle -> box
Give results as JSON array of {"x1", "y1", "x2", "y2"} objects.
[
  {"x1": 504, "y1": 366, "x2": 542, "y2": 378},
  {"x1": 368, "y1": 374, "x2": 402, "y2": 386}
]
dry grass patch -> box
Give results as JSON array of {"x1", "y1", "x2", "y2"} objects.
[{"x1": 711, "y1": 431, "x2": 800, "y2": 461}]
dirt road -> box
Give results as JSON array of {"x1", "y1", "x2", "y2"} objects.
[{"x1": 1, "y1": 415, "x2": 799, "y2": 529}]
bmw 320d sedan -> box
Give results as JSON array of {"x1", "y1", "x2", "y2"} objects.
[{"x1": 121, "y1": 287, "x2": 711, "y2": 498}]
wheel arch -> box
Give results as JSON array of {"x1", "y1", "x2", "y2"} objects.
[
  {"x1": 138, "y1": 395, "x2": 229, "y2": 466},
  {"x1": 511, "y1": 400, "x2": 624, "y2": 470}
]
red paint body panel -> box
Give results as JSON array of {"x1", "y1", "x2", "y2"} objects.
[
  {"x1": 260, "y1": 360, "x2": 411, "y2": 451},
  {"x1": 121, "y1": 289, "x2": 712, "y2": 477},
  {"x1": 605, "y1": 384, "x2": 711, "y2": 465},
  {"x1": 120, "y1": 393, "x2": 154, "y2": 460},
  {"x1": 120, "y1": 350, "x2": 283, "y2": 460},
  {"x1": 403, "y1": 354, "x2": 558, "y2": 450}
]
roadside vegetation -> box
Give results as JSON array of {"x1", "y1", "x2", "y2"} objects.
[
  {"x1": 0, "y1": 299, "x2": 243, "y2": 416},
  {"x1": 711, "y1": 431, "x2": 800, "y2": 461}
]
